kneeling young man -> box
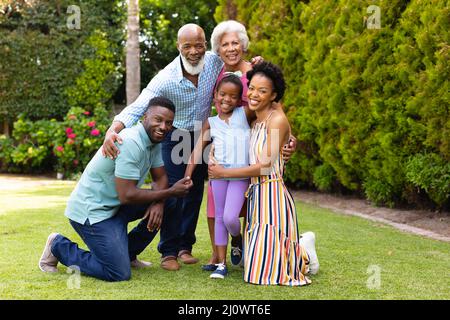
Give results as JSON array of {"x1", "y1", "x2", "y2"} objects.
[{"x1": 39, "y1": 97, "x2": 193, "y2": 282}]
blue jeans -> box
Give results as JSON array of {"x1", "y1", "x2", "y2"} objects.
[
  {"x1": 158, "y1": 128, "x2": 207, "y2": 257},
  {"x1": 51, "y1": 204, "x2": 157, "y2": 282}
]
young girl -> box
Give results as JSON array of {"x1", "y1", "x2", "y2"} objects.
[{"x1": 185, "y1": 74, "x2": 252, "y2": 279}]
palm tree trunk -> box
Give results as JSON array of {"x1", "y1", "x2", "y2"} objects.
[{"x1": 126, "y1": 0, "x2": 140, "y2": 105}]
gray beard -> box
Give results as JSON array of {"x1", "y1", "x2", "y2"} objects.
[{"x1": 180, "y1": 54, "x2": 205, "y2": 75}]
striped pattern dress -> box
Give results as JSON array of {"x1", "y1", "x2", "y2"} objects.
[{"x1": 243, "y1": 113, "x2": 311, "y2": 286}]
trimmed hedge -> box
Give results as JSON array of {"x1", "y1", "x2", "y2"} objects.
[
  {"x1": 216, "y1": 0, "x2": 449, "y2": 208},
  {"x1": 0, "y1": 0, "x2": 124, "y2": 122}
]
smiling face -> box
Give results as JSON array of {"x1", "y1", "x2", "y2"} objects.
[
  {"x1": 247, "y1": 74, "x2": 277, "y2": 112},
  {"x1": 177, "y1": 26, "x2": 207, "y2": 74},
  {"x1": 215, "y1": 81, "x2": 242, "y2": 115},
  {"x1": 143, "y1": 106, "x2": 174, "y2": 143},
  {"x1": 218, "y1": 32, "x2": 243, "y2": 68}
]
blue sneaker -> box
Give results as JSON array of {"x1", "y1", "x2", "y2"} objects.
[
  {"x1": 230, "y1": 245, "x2": 242, "y2": 266},
  {"x1": 210, "y1": 263, "x2": 228, "y2": 279},
  {"x1": 201, "y1": 264, "x2": 217, "y2": 271}
]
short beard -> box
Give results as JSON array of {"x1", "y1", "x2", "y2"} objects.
[{"x1": 180, "y1": 54, "x2": 205, "y2": 76}]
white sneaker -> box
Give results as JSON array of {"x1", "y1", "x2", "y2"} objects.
[
  {"x1": 300, "y1": 231, "x2": 319, "y2": 275},
  {"x1": 130, "y1": 259, "x2": 152, "y2": 269}
]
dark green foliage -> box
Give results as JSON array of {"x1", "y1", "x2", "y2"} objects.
[
  {"x1": 217, "y1": 0, "x2": 449, "y2": 208},
  {"x1": 0, "y1": 134, "x2": 15, "y2": 171},
  {"x1": 406, "y1": 153, "x2": 450, "y2": 207},
  {"x1": 139, "y1": 0, "x2": 218, "y2": 90},
  {"x1": 0, "y1": 0, "x2": 124, "y2": 122},
  {"x1": 313, "y1": 163, "x2": 336, "y2": 192}
]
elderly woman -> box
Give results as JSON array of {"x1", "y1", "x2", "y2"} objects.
[
  {"x1": 202, "y1": 20, "x2": 298, "y2": 273},
  {"x1": 211, "y1": 20, "x2": 252, "y2": 108}
]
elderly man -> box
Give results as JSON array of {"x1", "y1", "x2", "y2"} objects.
[
  {"x1": 103, "y1": 24, "x2": 223, "y2": 271},
  {"x1": 39, "y1": 97, "x2": 193, "y2": 282},
  {"x1": 102, "y1": 24, "x2": 295, "y2": 271}
]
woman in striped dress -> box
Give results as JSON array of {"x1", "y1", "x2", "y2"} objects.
[{"x1": 209, "y1": 61, "x2": 318, "y2": 286}]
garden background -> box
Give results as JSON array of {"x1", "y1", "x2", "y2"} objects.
[
  {"x1": 1, "y1": 0, "x2": 449, "y2": 209},
  {"x1": 0, "y1": 0, "x2": 449, "y2": 300}
]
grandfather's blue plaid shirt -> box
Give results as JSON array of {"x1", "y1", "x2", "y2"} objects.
[{"x1": 114, "y1": 51, "x2": 223, "y2": 131}]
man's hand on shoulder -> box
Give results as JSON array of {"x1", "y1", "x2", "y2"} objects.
[{"x1": 102, "y1": 122, "x2": 125, "y2": 160}]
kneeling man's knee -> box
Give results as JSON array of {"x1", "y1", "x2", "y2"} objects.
[{"x1": 105, "y1": 267, "x2": 131, "y2": 282}]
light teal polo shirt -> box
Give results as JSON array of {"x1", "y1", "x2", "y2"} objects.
[{"x1": 65, "y1": 122, "x2": 164, "y2": 225}]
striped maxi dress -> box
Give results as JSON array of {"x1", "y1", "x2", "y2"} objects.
[{"x1": 243, "y1": 113, "x2": 311, "y2": 286}]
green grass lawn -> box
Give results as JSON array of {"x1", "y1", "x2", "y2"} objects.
[{"x1": 0, "y1": 181, "x2": 449, "y2": 300}]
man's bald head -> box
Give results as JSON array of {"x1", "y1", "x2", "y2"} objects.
[{"x1": 177, "y1": 24, "x2": 205, "y2": 41}]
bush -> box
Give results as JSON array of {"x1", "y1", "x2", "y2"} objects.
[
  {"x1": 313, "y1": 163, "x2": 336, "y2": 192},
  {"x1": 0, "y1": 0, "x2": 124, "y2": 122},
  {"x1": 7, "y1": 117, "x2": 61, "y2": 172},
  {"x1": 0, "y1": 107, "x2": 111, "y2": 178},
  {"x1": 406, "y1": 153, "x2": 450, "y2": 208},
  {"x1": 0, "y1": 135, "x2": 15, "y2": 172},
  {"x1": 217, "y1": 0, "x2": 450, "y2": 208},
  {"x1": 363, "y1": 179, "x2": 397, "y2": 208},
  {"x1": 53, "y1": 107, "x2": 110, "y2": 177}
]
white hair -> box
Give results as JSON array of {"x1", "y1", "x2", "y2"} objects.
[{"x1": 210, "y1": 20, "x2": 249, "y2": 55}]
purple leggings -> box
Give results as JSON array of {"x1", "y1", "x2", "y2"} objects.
[{"x1": 211, "y1": 179, "x2": 249, "y2": 246}]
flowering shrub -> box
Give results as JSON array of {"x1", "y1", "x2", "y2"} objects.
[
  {"x1": 53, "y1": 106, "x2": 110, "y2": 177},
  {"x1": 7, "y1": 117, "x2": 61, "y2": 173},
  {"x1": 1, "y1": 107, "x2": 111, "y2": 178}
]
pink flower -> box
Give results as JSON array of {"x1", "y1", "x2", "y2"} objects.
[
  {"x1": 90, "y1": 129, "x2": 100, "y2": 136},
  {"x1": 56, "y1": 146, "x2": 64, "y2": 152},
  {"x1": 87, "y1": 121, "x2": 96, "y2": 128},
  {"x1": 68, "y1": 133, "x2": 76, "y2": 139},
  {"x1": 73, "y1": 159, "x2": 79, "y2": 166},
  {"x1": 65, "y1": 127, "x2": 73, "y2": 135},
  {"x1": 68, "y1": 115, "x2": 77, "y2": 120},
  {"x1": 67, "y1": 139, "x2": 75, "y2": 145},
  {"x1": 83, "y1": 111, "x2": 90, "y2": 116}
]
